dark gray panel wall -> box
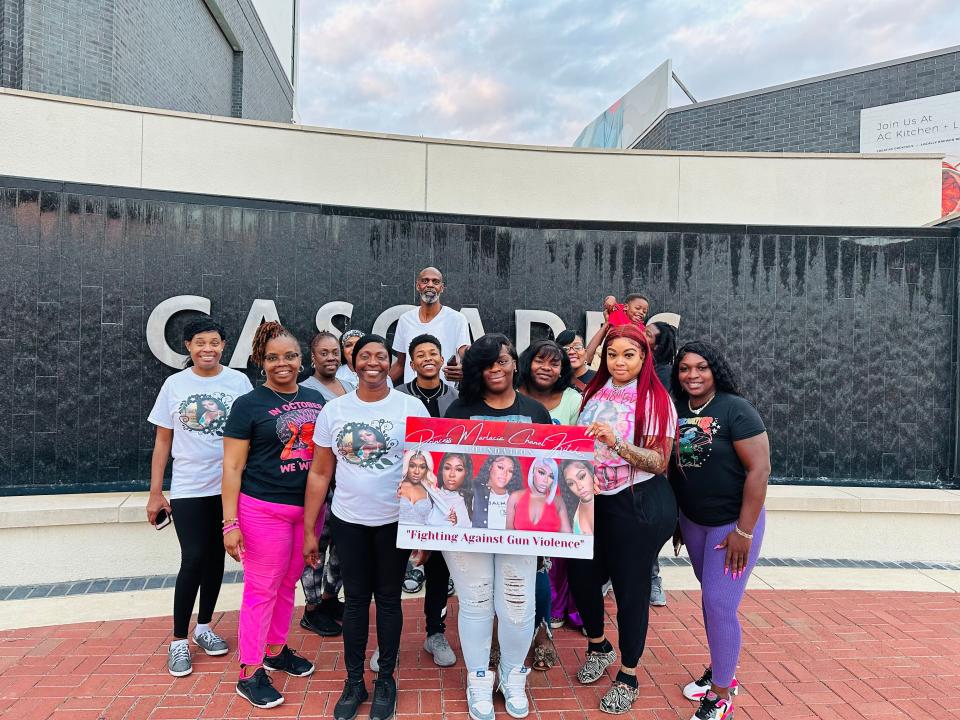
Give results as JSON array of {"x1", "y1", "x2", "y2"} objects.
[
  {"x1": 0, "y1": 0, "x2": 293, "y2": 122},
  {"x1": 637, "y1": 50, "x2": 960, "y2": 152},
  {"x1": 0, "y1": 177, "x2": 957, "y2": 495},
  {"x1": 113, "y1": 0, "x2": 234, "y2": 118}
]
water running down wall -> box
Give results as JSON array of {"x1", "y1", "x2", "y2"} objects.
[{"x1": 0, "y1": 176, "x2": 957, "y2": 494}]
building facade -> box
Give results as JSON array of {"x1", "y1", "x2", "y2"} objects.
[
  {"x1": 0, "y1": 0, "x2": 295, "y2": 122},
  {"x1": 634, "y1": 46, "x2": 960, "y2": 153}
]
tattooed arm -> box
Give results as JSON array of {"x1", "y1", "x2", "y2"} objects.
[
  {"x1": 586, "y1": 421, "x2": 669, "y2": 475},
  {"x1": 615, "y1": 436, "x2": 669, "y2": 475}
]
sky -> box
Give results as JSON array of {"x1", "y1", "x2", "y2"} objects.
[{"x1": 295, "y1": 0, "x2": 959, "y2": 147}]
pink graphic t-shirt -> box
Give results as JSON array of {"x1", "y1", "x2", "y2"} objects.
[{"x1": 578, "y1": 379, "x2": 677, "y2": 494}]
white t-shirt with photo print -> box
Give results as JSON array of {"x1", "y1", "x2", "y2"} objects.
[
  {"x1": 148, "y1": 366, "x2": 253, "y2": 499},
  {"x1": 315, "y1": 389, "x2": 430, "y2": 526}
]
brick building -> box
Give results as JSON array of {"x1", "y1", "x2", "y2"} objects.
[
  {"x1": 634, "y1": 46, "x2": 960, "y2": 152},
  {"x1": 0, "y1": 0, "x2": 295, "y2": 122}
]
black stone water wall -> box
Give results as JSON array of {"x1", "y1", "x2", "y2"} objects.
[{"x1": 0, "y1": 176, "x2": 957, "y2": 494}]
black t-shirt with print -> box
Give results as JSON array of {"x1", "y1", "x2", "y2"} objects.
[
  {"x1": 444, "y1": 393, "x2": 552, "y2": 424},
  {"x1": 223, "y1": 385, "x2": 326, "y2": 507},
  {"x1": 672, "y1": 392, "x2": 766, "y2": 526}
]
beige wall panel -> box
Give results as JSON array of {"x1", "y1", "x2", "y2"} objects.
[
  {"x1": 140, "y1": 114, "x2": 427, "y2": 210},
  {"x1": 678, "y1": 155, "x2": 941, "y2": 226},
  {"x1": 0, "y1": 93, "x2": 143, "y2": 187}
]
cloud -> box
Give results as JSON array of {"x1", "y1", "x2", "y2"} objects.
[{"x1": 295, "y1": 0, "x2": 960, "y2": 145}]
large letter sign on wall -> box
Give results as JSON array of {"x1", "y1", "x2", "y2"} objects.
[
  {"x1": 459, "y1": 307, "x2": 485, "y2": 343},
  {"x1": 372, "y1": 304, "x2": 416, "y2": 338},
  {"x1": 315, "y1": 301, "x2": 354, "y2": 338},
  {"x1": 229, "y1": 299, "x2": 281, "y2": 368},
  {"x1": 515, "y1": 309, "x2": 566, "y2": 353},
  {"x1": 146, "y1": 295, "x2": 212, "y2": 367}
]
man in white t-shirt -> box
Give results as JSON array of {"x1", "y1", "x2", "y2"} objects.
[{"x1": 389, "y1": 266, "x2": 471, "y2": 386}]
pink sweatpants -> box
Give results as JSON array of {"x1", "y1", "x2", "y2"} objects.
[{"x1": 237, "y1": 493, "x2": 323, "y2": 666}]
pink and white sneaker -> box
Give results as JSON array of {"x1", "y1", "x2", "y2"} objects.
[
  {"x1": 682, "y1": 667, "x2": 739, "y2": 701},
  {"x1": 692, "y1": 691, "x2": 733, "y2": 720}
]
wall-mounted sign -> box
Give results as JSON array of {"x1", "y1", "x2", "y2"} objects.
[{"x1": 860, "y1": 91, "x2": 960, "y2": 216}]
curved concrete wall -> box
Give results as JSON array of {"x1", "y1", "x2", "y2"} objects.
[{"x1": 0, "y1": 88, "x2": 943, "y2": 226}]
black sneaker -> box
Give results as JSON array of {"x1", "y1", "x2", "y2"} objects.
[
  {"x1": 369, "y1": 676, "x2": 397, "y2": 720},
  {"x1": 236, "y1": 667, "x2": 283, "y2": 709},
  {"x1": 334, "y1": 679, "x2": 369, "y2": 720},
  {"x1": 320, "y1": 596, "x2": 346, "y2": 621},
  {"x1": 263, "y1": 645, "x2": 315, "y2": 677},
  {"x1": 301, "y1": 607, "x2": 343, "y2": 637}
]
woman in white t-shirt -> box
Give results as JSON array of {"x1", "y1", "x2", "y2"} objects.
[
  {"x1": 302, "y1": 334, "x2": 429, "y2": 720},
  {"x1": 567, "y1": 322, "x2": 678, "y2": 715},
  {"x1": 147, "y1": 318, "x2": 252, "y2": 679}
]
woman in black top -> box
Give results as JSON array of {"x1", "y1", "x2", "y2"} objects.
[
  {"x1": 221, "y1": 322, "x2": 325, "y2": 709},
  {"x1": 670, "y1": 341, "x2": 770, "y2": 720}
]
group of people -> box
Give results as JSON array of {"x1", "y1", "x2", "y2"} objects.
[{"x1": 147, "y1": 266, "x2": 770, "y2": 720}]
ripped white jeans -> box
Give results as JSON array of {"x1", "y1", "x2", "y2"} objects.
[{"x1": 443, "y1": 551, "x2": 537, "y2": 674}]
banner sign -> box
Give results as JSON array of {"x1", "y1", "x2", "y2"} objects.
[
  {"x1": 860, "y1": 91, "x2": 960, "y2": 216},
  {"x1": 396, "y1": 417, "x2": 596, "y2": 559}
]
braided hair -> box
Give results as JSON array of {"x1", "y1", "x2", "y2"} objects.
[
  {"x1": 310, "y1": 330, "x2": 338, "y2": 354},
  {"x1": 250, "y1": 321, "x2": 299, "y2": 367},
  {"x1": 649, "y1": 322, "x2": 677, "y2": 366},
  {"x1": 671, "y1": 341, "x2": 742, "y2": 400}
]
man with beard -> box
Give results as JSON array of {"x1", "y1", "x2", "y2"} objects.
[{"x1": 389, "y1": 266, "x2": 471, "y2": 386}]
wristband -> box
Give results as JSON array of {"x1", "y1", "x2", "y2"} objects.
[
  {"x1": 222, "y1": 523, "x2": 240, "y2": 536},
  {"x1": 222, "y1": 518, "x2": 237, "y2": 526},
  {"x1": 734, "y1": 525, "x2": 753, "y2": 540}
]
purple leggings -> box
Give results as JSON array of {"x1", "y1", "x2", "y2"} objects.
[{"x1": 679, "y1": 508, "x2": 765, "y2": 688}]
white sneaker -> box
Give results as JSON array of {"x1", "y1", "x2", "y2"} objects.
[
  {"x1": 682, "y1": 667, "x2": 739, "y2": 701},
  {"x1": 467, "y1": 670, "x2": 496, "y2": 720},
  {"x1": 691, "y1": 691, "x2": 733, "y2": 719},
  {"x1": 498, "y1": 666, "x2": 530, "y2": 718}
]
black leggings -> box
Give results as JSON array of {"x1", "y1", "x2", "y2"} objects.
[
  {"x1": 567, "y1": 474, "x2": 677, "y2": 668},
  {"x1": 424, "y1": 550, "x2": 450, "y2": 636},
  {"x1": 170, "y1": 495, "x2": 226, "y2": 639},
  {"x1": 331, "y1": 513, "x2": 410, "y2": 680}
]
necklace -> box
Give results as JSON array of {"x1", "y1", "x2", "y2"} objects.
[
  {"x1": 266, "y1": 385, "x2": 299, "y2": 404},
  {"x1": 611, "y1": 379, "x2": 635, "y2": 389},
  {"x1": 413, "y1": 382, "x2": 443, "y2": 402},
  {"x1": 688, "y1": 393, "x2": 716, "y2": 415}
]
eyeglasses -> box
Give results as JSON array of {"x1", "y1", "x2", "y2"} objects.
[
  {"x1": 565, "y1": 344, "x2": 585, "y2": 352},
  {"x1": 264, "y1": 352, "x2": 301, "y2": 363}
]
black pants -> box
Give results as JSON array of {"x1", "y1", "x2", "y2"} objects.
[
  {"x1": 170, "y1": 495, "x2": 226, "y2": 639},
  {"x1": 567, "y1": 474, "x2": 677, "y2": 668},
  {"x1": 331, "y1": 513, "x2": 410, "y2": 680},
  {"x1": 424, "y1": 550, "x2": 450, "y2": 635}
]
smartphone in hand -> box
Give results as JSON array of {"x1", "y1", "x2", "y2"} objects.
[{"x1": 155, "y1": 508, "x2": 172, "y2": 530}]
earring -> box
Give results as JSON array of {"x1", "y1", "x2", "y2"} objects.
[{"x1": 260, "y1": 368, "x2": 266, "y2": 377}]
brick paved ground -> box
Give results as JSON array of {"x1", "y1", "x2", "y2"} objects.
[{"x1": 1, "y1": 589, "x2": 958, "y2": 720}]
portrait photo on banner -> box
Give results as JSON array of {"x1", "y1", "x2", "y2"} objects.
[{"x1": 398, "y1": 417, "x2": 595, "y2": 559}]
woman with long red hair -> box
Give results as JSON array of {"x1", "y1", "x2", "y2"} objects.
[{"x1": 567, "y1": 322, "x2": 678, "y2": 715}]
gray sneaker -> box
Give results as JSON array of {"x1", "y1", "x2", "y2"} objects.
[
  {"x1": 599, "y1": 681, "x2": 638, "y2": 714},
  {"x1": 649, "y1": 577, "x2": 667, "y2": 607},
  {"x1": 168, "y1": 641, "x2": 193, "y2": 677},
  {"x1": 192, "y1": 628, "x2": 230, "y2": 656},
  {"x1": 424, "y1": 633, "x2": 456, "y2": 667},
  {"x1": 577, "y1": 647, "x2": 617, "y2": 684}
]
